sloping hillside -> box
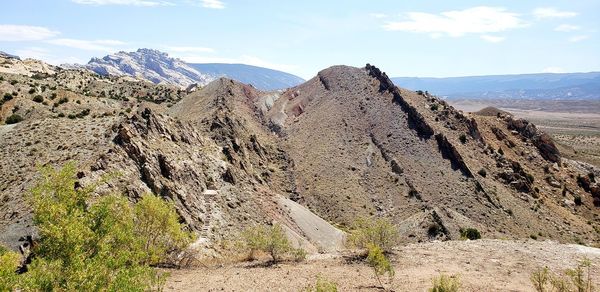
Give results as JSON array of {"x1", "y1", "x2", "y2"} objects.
[{"x1": 189, "y1": 63, "x2": 304, "y2": 90}]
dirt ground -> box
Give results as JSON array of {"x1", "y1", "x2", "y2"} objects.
[{"x1": 165, "y1": 239, "x2": 600, "y2": 291}]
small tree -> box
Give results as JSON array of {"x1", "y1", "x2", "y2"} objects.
[
  {"x1": 347, "y1": 217, "x2": 399, "y2": 253},
  {"x1": 366, "y1": 243, "x2": 394, "y2": 288},
  {"x1": 1, "y1": 162, "x2": 196, "y2": 291},
  {"x1": 241, "y1": 223, "x2": 303, "y2": 263}
]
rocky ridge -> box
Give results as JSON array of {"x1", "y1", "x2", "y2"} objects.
[{"x1": 1, "y1": 58, "x2": 599, "y2": 253}]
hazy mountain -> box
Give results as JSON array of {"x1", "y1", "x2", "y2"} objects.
[
  {"x1": 392, "y1": 72, "x2": 600, "y2": 100},
  {"x1": 84, "y1": 49, "x2": 304, "y2": 90},
  {"x1": 189, "y1": 63, "x2": 304, "y2": 90}
]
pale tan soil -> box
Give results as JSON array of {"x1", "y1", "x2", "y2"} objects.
[{"x1": 165, "y1": 239, "x2": 600, "y2": 291}]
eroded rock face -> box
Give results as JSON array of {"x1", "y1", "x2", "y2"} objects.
[{"x1": 506, "y1": 117, "x2": 561, "y2": 164}]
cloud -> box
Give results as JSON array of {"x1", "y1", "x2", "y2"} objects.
[
  {"x1": 46, "y1": 38, "x2": 126, "y2": 51},
  {"x1": 568, "y1": 35, "x2": 589, "y2": 42},
  {"x1": 0, "y1": 25, "x2": 60, "y2": 41},
  {"x1": 543, "y1": 66, "x2": 565, "y2": 73},
  {"x1": 15, "y1": 47, "x2": 85, "y2": 65},
  {"x1": 533, "y1": 7, "x2": 577, "y2": 19},
  {"x1": 480, "y1": 35, "x2": 505, "y2": 43},
  {"x1": 383, "y1": 7, "x2": 526, "y2": 38},
  {"x1": 71, "y1": 0, "x2": 174, "y2": 6},
  {"x1": 200, "y1": 0, "x2": 224, "y2": 9},
  {"x1": 164, "y1": 46, "x2": 215, "y2": 53},
  {"x1": 369, "y1": 13, "x2": 388, "y2": 19},
  {"x1": 554, "y1": 24, "x2": 580, "y2": 32}
]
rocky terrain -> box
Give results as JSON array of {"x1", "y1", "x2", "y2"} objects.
[
  {"x1": 79, "y1": 49, "x2": 305, "y2": 90},
  {"x1": 1, "y1": 54, "x2": 599, "y2": 257}
]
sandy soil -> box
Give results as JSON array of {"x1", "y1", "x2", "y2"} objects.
[{"x1": 165, "y1": 239, "x2": 600, "y2": 291}]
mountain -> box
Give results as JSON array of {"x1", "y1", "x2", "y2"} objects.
[
  {"x1": 392, "y1": 72, "x2": 600, "y2": 100},
  {"x1": 84, "y1": 49, "x2": 305, "y2": 90},
  {"x1": 189, "y1": 63, "x2": 304, "y2": 91},
  {"x1": 86, "y1": 48, "x2": 214, "y2": 87},
  {"x1": 2, "y1": 56, "x2": 599, "y2": 252}
]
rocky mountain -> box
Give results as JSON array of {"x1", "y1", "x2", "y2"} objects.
[
  {"x1": 393, "y1": 72, "x2": 600, "y2": 100},
  {"x1": 85, "y1": 48, "x2": 214, "y2": 87},
  {"x1": 83, "y1": 49, "x2": 305, "y2": 91},
  {"x1": 1, "y1": 55, "x2": 599, "y2": 253},
  {"x1": 189, "y1": 63, "x2": 305, "y2": 91}
]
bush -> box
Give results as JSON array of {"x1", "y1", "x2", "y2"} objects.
[
  {"x1": 3, "y1": 93, "x2": 12, "y2": 101},
  {"x1": 5, "y1": 114, "x2": 23, "y2": 124},
  {"x1": 241, "y1": 224, "x2": 304, "y2": 263},
  {"x1": 498, "y1": 147, "x2": 504, "y2": 155},
  {"x1": 430, "y1": 104, "x2": 439, "y2": 111},
  {"x1": 0, "y1": 162, "x2": 195, "y2": 291},
  {"x1": 28, "y1": 88, "x2": 36, "y2": 94},
  {"x1": 32, "y1": 95, "x2": 43, "y2": 103},
  {"x1": 531, "y1": 259, "x2": 594, "y2": 292},
  {"x1": 460, "y1": 228, "x2": 481, "y2": 240},
  {"x1": 366, "y1": 243, "x2": 394, "y2": 288},
  {"x1": 304, "y1": 274, "x2": 338, "y2": 292},
  {"x1": 430, "y1": 274, "x2": 461, "y2": 292},
  {"x1": 459, "y1": 134, "x2": 467, "y2": 144},
  {"x1": 478, "y1": 168, "x2": 487, "y2": 177},
  {"x1": 0, "y1": 246, "x2": 21, "y2": 291},
  {"x1": 347, "y1": 217, "x2": 399, "y2": 253}
]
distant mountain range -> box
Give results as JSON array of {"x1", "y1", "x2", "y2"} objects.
[
  {"x1": 392, "y1": 72, "x2": 600, "y2": 100},
  {"x1": 79, "y1": 49, "x2": 304, "y2": 90}
]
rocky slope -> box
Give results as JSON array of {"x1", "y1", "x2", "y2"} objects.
[
  {"x1": 189, "y1": 63, "x2": 305, "y2": 90},
  {"x1": 1, "y1": 57, "x2": 599, "y2": 253}
]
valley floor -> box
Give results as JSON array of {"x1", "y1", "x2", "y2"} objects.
[{"x1": 165, "y1": 239, "x2": 600, "y2": 291}]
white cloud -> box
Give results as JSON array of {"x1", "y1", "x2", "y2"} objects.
[
  {"x1": 569, "y1": 35, "x2": 589, "y2": 42},
  {"x1": 554, "y1": 24, "x2": 580, "y2": 32},
  {"x1": 383, "y1": 7, "x2": 526, "y2": 38},
  {"x1": 46, "y1": 38, "x2": 126, "y2": 51},
  {"x1": 480, "y1": 35, "x2": 505, "y2": 43},
  {"x1": 200, "y1": 0, "x2": 224, "y2": 9},
  {"x1": 543, "y1": 66, "x2": 565, "y2": 73},
  {"x1": 0, "y1": 25, "x2": 60, "y2": 41},
  {"x1": 164, "y1": 46, "x2": 215, "y2": 53},
  {"x1": 72, "y1": 0, "x2": 173, "y2": 6},
  {"x1": 533, "y1": 7, "x2": 577, "y2": 19},
  {"x1": 369, "y1": 13, "x2": 388, "y2": 19},
  {"x1": 15, "y1": 47, "x2": 85, "y2": 65}
]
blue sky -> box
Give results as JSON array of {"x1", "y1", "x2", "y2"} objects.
[{"x1": 1, "y1": 0, "x2": 599, "y2": 79}]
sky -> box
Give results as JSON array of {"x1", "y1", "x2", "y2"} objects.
[{"x1": 1, "y1": 0, "x2": 599, "y2": 80}]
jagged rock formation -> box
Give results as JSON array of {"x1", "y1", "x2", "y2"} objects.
[
  {"x1": 86, "y1": 49, "x2": 215, "y2": 87},
  {"x1": 1, "y1": 60, "x2": 599, "y2": 252}
]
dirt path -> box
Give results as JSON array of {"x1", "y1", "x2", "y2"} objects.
[{"x1": 165, "y1": 239, "x2": 600, "y2": 291}]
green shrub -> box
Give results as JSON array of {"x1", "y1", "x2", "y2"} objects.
[
  {"x1": 304, "y1": 274, "x2": 338, "y2": 292},
  {"x1": 430, "y1": 104, "x2": 439, "y2": 111},
  {"x1": 10, "y1": 80, "x2": 18, "y2": 85},
  {"x1": 3, "y1": 93, "x2": 12, "y2": 101},
  {"x1": 28, "y1": 88, "x2": 36, "y2": 94},
  {"x1": 50, "y1": 92, "x2": 57, "y2": 100},
  {"x1": 460, "y1": 228, "x2": 481, "y2": 240},
  {"x1": 366, "y1": 243, "x2": 394, "y2": 288},
  {"x1": 459, "y1": 134, "x2": 467, "y2": 144},
  {"x1": 5, "y1": 114, "x2": 23, "y2": 124},
  {"x1": 0, "y1": 246, "x2": 20, "y2": 291},
  {"x1": 0, "y1": 162, "x2": 195, "y2": 291},
  {"x1": 430, "y1": 274, "x2": 461, "y2": 292},
  {"x1": 498, "y1": 147, "x2": 504, "y2": 155},
  {"x1": 240, "y1": 224, "x2": 303, "y2": 263},
  {"x1": 347, "y1": 217, "x2": 399, "y2": 252},
  {"x1": 32, "y1": 95, "x2": 43, "y2": 103}
]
